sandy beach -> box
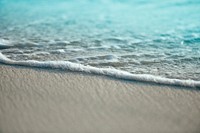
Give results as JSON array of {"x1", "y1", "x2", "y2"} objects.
[{"x1": 0, "y1": 64, "x2": 200, "y2": 133}]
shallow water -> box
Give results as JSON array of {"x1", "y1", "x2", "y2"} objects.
[{"x1": 0, "y1": 0, "x2": 200, "y2": 81}]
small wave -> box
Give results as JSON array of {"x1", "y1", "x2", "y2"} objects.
[
  {"x1": 0, "y1": 44, "x2": 13, "y2": 49},
  {"x1": 0, "y1": 52, "x2": 199, "y2": 88},
  {"x1": 0, "y1": 39, "x2": 13, "y2": 49}
]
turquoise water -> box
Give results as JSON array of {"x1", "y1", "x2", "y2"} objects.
[{"x1": 0, "y1": 0, "x2": 200, "y2": 80}]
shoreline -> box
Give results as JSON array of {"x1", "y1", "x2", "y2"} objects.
[
  {"x1": 0, "y1": 63, "x2": 199, "y2": 91},
  {"x1": 0, "y1": 64, "x2": 200, "y2": 132},
  {"x1": 0, "y1": 53, "x2": 200, "y2": 88}
]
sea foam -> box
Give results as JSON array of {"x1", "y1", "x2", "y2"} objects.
[{"x1": 0, "y1": 52, "x2": 199, "y2": 88}]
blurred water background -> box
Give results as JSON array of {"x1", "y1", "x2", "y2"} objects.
[{"x1": 0, "y1": 0, "x2": 200, "y2": 80}]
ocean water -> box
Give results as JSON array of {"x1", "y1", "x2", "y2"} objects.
[{"x1": 0, "y1": 0, "x2": 200, "y2": 86}]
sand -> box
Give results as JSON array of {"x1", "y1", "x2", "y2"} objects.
[{"x1": 0, "y1": 64, "x2": 200, "y2": 133}]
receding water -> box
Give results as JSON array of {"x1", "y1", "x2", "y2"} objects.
[{"x1": 0, "y1": 0, "x2": 200, "y2": 80}]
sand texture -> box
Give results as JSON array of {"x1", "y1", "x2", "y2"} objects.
[{"x1": 0, "y1": 64, "x2": 200, "y2": 133}]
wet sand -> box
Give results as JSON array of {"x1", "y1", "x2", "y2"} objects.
[{"x1": 0, "y1": 64, "x2": 200, "y2": 133}]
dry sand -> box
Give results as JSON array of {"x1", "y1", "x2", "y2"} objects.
[{"x1": 0, "y1": 64, "x2": 200, "y2": 133}]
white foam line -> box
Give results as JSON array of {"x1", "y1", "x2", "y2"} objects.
[{"x1": 0, "y1": 52, "x2": 200, "y2": 88}]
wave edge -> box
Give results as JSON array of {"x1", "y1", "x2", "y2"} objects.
[{"x1": 0, "y1": 52, "x2": 199, "y2": 88}]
